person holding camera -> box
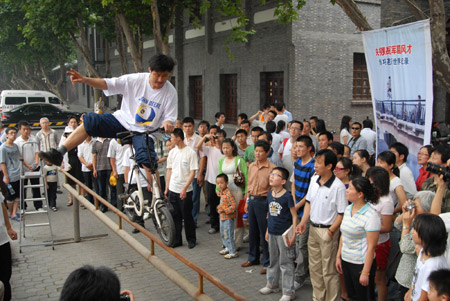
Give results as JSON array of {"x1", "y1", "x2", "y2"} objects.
[
  {"x1": 60, "y1": 265, "x2": 135, "y2": 301},
  {"x1": 196, "y1": 129, "x2": 225, "y2": 234},
  {"x1": 421, "y1": 145, "x2": 450, "y2": 213}
]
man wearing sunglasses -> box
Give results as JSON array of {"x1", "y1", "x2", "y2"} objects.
[{"x1": 347, "y1": 122, "x2": 368, "y2": 157}]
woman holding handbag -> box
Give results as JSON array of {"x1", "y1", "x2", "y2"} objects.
[{"x1": 217, "y1": 138, "x2": 248, "y2": 251}]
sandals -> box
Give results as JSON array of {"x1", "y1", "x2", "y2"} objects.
[
  {"x1": 11, "y1": 214, "x2": 21, "y2": 221},
  {"x1": 66, "y1": 201, "x2": 73, "y2": 206}
]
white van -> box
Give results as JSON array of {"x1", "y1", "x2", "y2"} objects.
[{"x1": 0, "y1": 90, "x2": 67, "y2": 113}]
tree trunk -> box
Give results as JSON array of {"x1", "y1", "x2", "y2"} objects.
[
  {"x1": 105, "y1": 40, "x2": 111, "y2": 78},
  {"x1": 115, "y1": 15, "x2": 128, "y2": 75},
  {"x1": 117, "y1": 13, "x2": 143, "y2": 72},
  {"x1": 73, "y1": 18, "x2": 100, "y2": 78},
  {"x1": 429, "y1": 0, "x2": 450, "y2": 93},
  {"x1": 402, "y1": 0, "x2": 428, "y2": 20},
  {"x1": 151, "y1": 0, "x2": 171, "y2": 55},
  {"x1": 334, "y1": 0, "x2": 373, "y2": 31}
]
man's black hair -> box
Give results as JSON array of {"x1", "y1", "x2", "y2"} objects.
[
  {"x1": 148, "y1": 54, "x2": 175, "y2": 72},
  {"x1": 172, "y1": 128, "x2": 185, "y2": 140},
  {"x1": 216, "y1": 173, "x2": 229, "y2": 182},
  {"x1": 262, "y1": 103, "x2": 270, "y2": 110},
  {"x1": 254, "y1": 139, "x2": 270, "y2": 153},
  {"x1": 238, "y1": 113, "x2": 248, "y2": 120},
  {"x1": 258, "y1": 131, "x2": 273, "y2": 143},
  {"x1": 215, "y1": 112, "x2": 225, "y2": 120},
  {"x1": 413, "y1": 213, "x2": 447, "y2": 257},
  {"x1": 329, "y1": 142, "x2": 344, "y2": 156},
  {"x1": 240, "y1": 119, "x2": 251, "y2": 127},
  {"x1": 296, "y1": 135, "x2": 313, "y2": 148},
  {"x1": 266, "y1": 121, "x2": 276, "y2": 134},
  {"x1": 428, "y1": 269, "x2": 450, "y2": 297},
  {"x1": 5, "y1": 127, "x2": 17, "y2": 135},
  {"x1": 235, "y1": 129, "x2": 248, "y2": 137},
  {"x1": 310, "y1": 116, "x2": 318, "y2": 122},
  {"x1": 363, "y1": 118, "x2": 373, "y2": 129},
  {"x1": 67, "y1": 115, "x2": 78, "y2": 123},
  {"x1": 18, "y1": 120, "x2": 30, "y2": 129},
  {"x1": 319, "y1": 131, "x2": 333, "y2": 142},
  {"x1": 290, "y1": 120, "x2": 303, "y2": 130},
  {"x1": 182, "y1": 117, "x2": 195, "y2": 125},
  {"x1": 274, "y1": 102, "x2": 284, "y2": 112},
  {"x1": 60, "y1": 265, "x2": 121, "y2": 301},
  {"x1": 273, "y1": 167, "x2": 289, "y2": 181},
  {"x1": 389, "y1": 142, "x2": 409, "y2": 162},
  {"x1": 198, "y1": 120, "x2": 210, "y2": 129},
  {"x1": 268, "y1": 110, "x2": 277, "y2": 117},
  {"x1": 352, "y1": 121, "x2": 362, "y2": 129},
  {"x1": 217, "y1": 128, "x2": 227, "y2": 138},
  {"x1": 251, "y1": 126, "x2": 264, "y2": 134},
  {"x1": 316, "y1": 149, "x2": 338, "y2": 170},
  {"x1": 431, "y1": 145, "x2": 450, "y2": 164},
  {"x1": 209, "y1": 125, "x2": 220, "y2": 132}
]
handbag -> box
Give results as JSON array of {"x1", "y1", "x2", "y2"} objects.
[{"x1": 234, "y1": 158, "x2": 245, "y2": 187}]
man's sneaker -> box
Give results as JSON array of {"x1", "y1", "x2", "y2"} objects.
[
  {"x1": 219, "y1": 248, "x2": 229, "y2": 255},
  {"x1": 51, "y1": 207, "x2": 58, "y2": 212},
  {"x1": 143, "y1": 212, "x2": 150, "y2": 220},
  {"x1": 294, "y1": 280, "x2": 304, "y2": 290},
  {"x1": 279, "y1": 294, "x2": 296, "y2": 301},
  {"x1": 259, "y1": 286, "x2": 280, "y2": 295},
  {"x1": 224, "y1": 252, "x2": 238, "y2": 259},
  {"x1": 37, "y1": 208, "x2": 46, "y2": 212},
  {"x1": 39, "y1": 149, "x2": 63, "y2": 166}
]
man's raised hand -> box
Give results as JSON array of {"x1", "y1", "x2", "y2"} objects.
[{"x1": 67, "y1": 69, "x2": 84, "y2": 85}]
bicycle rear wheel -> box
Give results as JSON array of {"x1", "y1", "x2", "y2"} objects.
[{"x1": 155, "y1": 206, "x2": 175, "y2": 247}]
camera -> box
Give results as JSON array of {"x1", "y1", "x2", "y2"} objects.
[
  {"x1": 120, "y1": 294, "x2": 130, "y2": 300},
  {"x1": 426, "y1": 162, "x2": 450, "y2": 184},
  {"x1": 406, "y1": 201, "x2": 416, "y2": 212}
]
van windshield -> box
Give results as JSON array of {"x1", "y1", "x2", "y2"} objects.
[
  {"x1": 28, "y1": 97, "x2": 45, "y2": 103},
  {"x1": 5, "y1": 97, "x2": 26, "y2": 105}
]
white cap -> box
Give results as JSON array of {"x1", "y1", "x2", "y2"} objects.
[{"x1": 64, "y1": 126, "x2": 74, "y2": 134}]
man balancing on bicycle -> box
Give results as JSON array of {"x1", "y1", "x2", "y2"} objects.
[{"x1": 39, "y1": 54, "x2": 177, "y2": 181}]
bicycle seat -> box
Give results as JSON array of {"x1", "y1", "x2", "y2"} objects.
[{"x1": 116, "y1": 131, "x2": 134, "y2": 145}]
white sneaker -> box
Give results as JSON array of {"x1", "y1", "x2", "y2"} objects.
[
  {"x1": 294, "y1": 280, "x2": 304, "y2": 290},
  {"x1": 224, "y1": 252, "x2": 238, "y2": 259},
  {"x1": 37, "y1": 208, "x2": 46, "y2": 212},
  {"x1": 279, "y1": 294, "x2": 295, "y2": 301},
  {"x1": 259, "y1": 286, "x2": 280, "y2": 295},
  {"x1": 243, "y1": 233, "x2": 249, "y2": 243},
  {"x1": 143, "y1": 212, "x2": 150, "y2": 220},
  {"x1": 219, "y1": 248, "x2": 229, "y2": 255}
]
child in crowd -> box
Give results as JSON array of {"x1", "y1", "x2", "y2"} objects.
[
  {"x1": 427, "y1": 269, "x2": 450, "y2": 301},
  {"x1": 216, "y1": 174, "x2": 238, "y2": 259},
  {"x1": 44, "y1": 162, "x2": 59, "y2": 211},
  {"x1": 259, "y1": 167, "x2": 297, "y2": 301},
  {"x1": 406, "y1": 214, "x2": 448, "y2": 301}
]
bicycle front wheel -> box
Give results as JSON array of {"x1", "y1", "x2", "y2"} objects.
[{"x1": 155, "y1": 206, "x2": 175, "y2": 247}]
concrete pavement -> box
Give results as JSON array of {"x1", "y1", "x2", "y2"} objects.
[{"x1": 8, "y1": 172, "x2": 313, "y2": 300}]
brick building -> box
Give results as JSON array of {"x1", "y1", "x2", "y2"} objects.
[{"x1": 75, "y1": 0, "x2": 381, "y2": 132}]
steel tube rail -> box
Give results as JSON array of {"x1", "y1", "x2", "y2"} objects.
[{"x1": 60, "y1": 169, "x2": 247, "y2": 301}]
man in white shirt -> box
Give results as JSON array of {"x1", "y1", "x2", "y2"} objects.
[
  {"x1": 389, "y1": 142, "x2": 417, "y2": 199},
  {"x1": 78, "y1": 136, "x2": 96, "y2": 204},
  {"x1": 301, "y1": 121, "x2": 319, "y2": 152},
  {"x1": 278, "y1": 120, "x2": 303, "y2": 180},
  {"x1": 108, "y1": 139, "x2": 127, "y2": 210},
  {"x1": 15, "y1": 121, "x2": 42, "y2": 211},
  {"x1": 361, "y1": 119, "x2": 377, "y2": 156},
  {"x1": 165, "y1": 128, "x2": 198, "y2": 249},
  {"x1": 182, "y1": 117, "x2": 204, "y2": 226},
  {"x1": 39, "y1": 54, "x2": 177, "y2": 178},
  {"x1": 196, "y1": 129, "x2": 225, "y2": 234},
  {"x1": 296, "y1": 149, "x2": 347, "y2": 301},
  {"x1": 273, "y1": 103, "x2": 289, "y2": 128}
]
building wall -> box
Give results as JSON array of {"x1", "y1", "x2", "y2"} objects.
[{"x1": 290, "y1": 0, "x2": 380, "y2": 132}]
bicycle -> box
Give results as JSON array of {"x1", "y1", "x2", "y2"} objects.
[{"x1": 117, "y1": 129, "x2": 175, "y2": 247}]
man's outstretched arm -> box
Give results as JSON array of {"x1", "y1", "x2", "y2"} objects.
[{"x1": 67, "y1": 69, "x2": 107, "y2": 90}]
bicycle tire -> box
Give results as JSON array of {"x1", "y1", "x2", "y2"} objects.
[{"x1": 155, "y1": 206, "x2": 175, "y2": 247}]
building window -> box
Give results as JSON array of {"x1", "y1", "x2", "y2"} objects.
[
  {"x1": 353, "y1": 53, "x2": 371, "y2": 100},
  {"x1": 221, "y1": 74, "x2": 238, "y2": 124},
  {"x1": 261, "y1": 72, "x2": 284, "y2": 106},
  {"x1": 189, "y1": 76, "x2": 203, "y2": 120}
]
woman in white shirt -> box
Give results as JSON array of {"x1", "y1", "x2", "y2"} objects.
[{"x1": 340, "y1": 115, "x2": 352, "y2": 145}]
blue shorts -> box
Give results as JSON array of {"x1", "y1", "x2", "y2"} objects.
[{"x1": 83, "y1": 113, "x2": 157, "y2": 170}]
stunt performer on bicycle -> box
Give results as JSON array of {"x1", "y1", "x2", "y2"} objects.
[{"x1": 39, "y1": 54, "x2": 177, "y2": 180}]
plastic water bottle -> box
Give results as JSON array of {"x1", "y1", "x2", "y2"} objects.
[{"x1": 7, "y1": 184, "x2": 15, "y2": 195}]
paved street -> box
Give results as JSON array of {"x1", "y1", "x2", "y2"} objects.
[{"x1": 9, "y1": 171, "x2": 313, "y2": 300}]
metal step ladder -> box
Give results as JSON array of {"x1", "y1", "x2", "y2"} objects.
[{"x1": 19, "y1": 141, "x2": 54, "y2": 252}]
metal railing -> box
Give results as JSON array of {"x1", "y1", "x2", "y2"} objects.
[{"x1": 60, "y1": 169, "x2": 247, "y2": 301}]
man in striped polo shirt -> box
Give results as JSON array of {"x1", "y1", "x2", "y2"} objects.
[{"x1": 290, "y1": 135, "x2": 315, "y2": 290}]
